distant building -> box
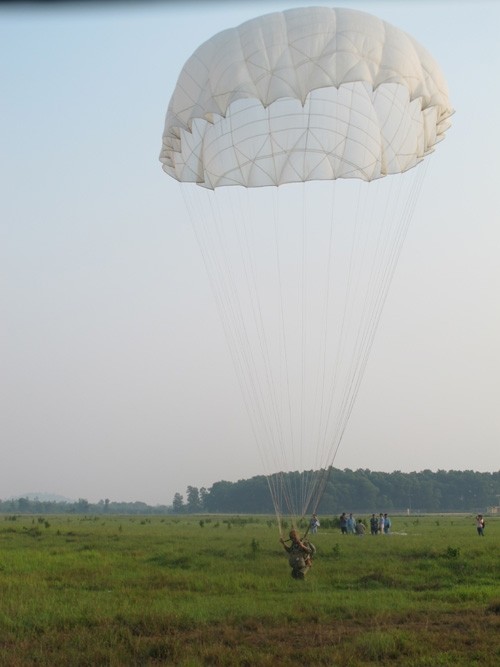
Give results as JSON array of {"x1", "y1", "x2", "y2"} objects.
[{"x1": 487, "y1": 506, "x2": 500, "y2": 514}]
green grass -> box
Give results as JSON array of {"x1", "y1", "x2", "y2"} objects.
[{"x1": 0, "y1": 514, "x2": 499, "y2": 665}]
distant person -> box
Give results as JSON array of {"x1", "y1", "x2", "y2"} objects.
[
  {"x1": 378, "y1": 513, "x2": 385, "y2": 534},
  {"x1": 370, "y1": 513, "x2": 379, "y2": 535},
  {"x1": 309, "y1": 513, "x2": 320, "y2": 534},
  {"x1": 347, "y1": 513, "x2": 356, "y2": 534},
  {"x1": 280, "y1": 529, "x2": 314, "y2": 579},
  {"x1": 339, "y1": 512, "x2": 348, "y2": 535},
  {"x1": 383, "y1": 513, "x2": 391, "y2": 534},
  {"x1": 475, "y1": 514, "x2": 485, "y2": 536},
  {"x1": 355, "y1": 519, "x2": 366, "y2": 536}
]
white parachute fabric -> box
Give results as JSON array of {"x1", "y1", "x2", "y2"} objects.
[
  {"x1": 161, "y1": 6, "x2": 452, "y2": 188},
  {"x1": 161, "y1": 7, "x2": 452, "y2": 525}
]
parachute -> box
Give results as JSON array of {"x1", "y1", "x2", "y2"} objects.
[{"x1": 161, "y1": 7, "x2": 452, "y2": 529}]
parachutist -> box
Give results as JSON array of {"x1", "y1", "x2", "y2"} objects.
[{"x1": 280, "y1": 529, "x2": 315, "y2": 579}]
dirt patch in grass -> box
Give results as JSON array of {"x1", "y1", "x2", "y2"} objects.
[
  {"x1": 132, "y1": 608, "x2": 500, "y2": 666},
  {"x1": 2, "y1": 608, "x2": 499, "y2": 666}
]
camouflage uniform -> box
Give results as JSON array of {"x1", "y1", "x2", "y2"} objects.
[{"x1": 284, "y1": 539, "x2": 315, "y2": 579}]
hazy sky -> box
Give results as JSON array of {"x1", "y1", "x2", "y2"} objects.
[{"x1": 1, "y1": 0, "x2": 499, "y2": 505}]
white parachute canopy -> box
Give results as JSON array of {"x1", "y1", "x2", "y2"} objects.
[{"x1": 161, "y1": 7, "x2": 452, "y2": 524}]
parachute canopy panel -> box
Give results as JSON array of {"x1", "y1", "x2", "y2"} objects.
[{"x1": 161, "y1": 6, "x2": 453, "y2": 188}]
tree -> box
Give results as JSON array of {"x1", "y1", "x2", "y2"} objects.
[
  {"x1": 199, "y1": 487, "x2": 209, "y2": 510},
  {"x1": 75, "y1": 498, "x2": 89, "y2": 513},
  {"x1": 17, "y1": 497, "x2": 30, "y2": 512},
  {"x1": 172, "y1": 492, "x2": 184, "y2": 514},
  {"x1": 186, "y1": 486, "x2": 202, "y2": 513},
  {"x1": 204, "y1": 481, "x2": 234, "y2": 513}
]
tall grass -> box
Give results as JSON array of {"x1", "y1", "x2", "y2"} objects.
[{"x1": 0, "y1": 514, "x2": 498, "y2": 665}]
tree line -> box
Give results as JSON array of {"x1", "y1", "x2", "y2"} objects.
[
  {"x1": 0, "y1": 497, "x2": 170, "y2": 516},
  {"x1": 1, "y1": 468, "x2": 498, "y2": 516},
  {"x1": 172, "y1": 468, "x2": 500, "y2": 514}
]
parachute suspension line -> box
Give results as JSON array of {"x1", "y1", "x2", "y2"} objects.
[
  {"x1": 273, "y1": 185, "x2": 306, "y2": 526},
  {"x1": 245, "y1": 185, "x2": 316, "y2": 529},
  {"x1": 325, "y1": 181, "x2": 383, "y2": 455},
  {"x1": 310, "y1": 180, "x2": 365, "y2": 474},
  {"x1": 261, "y1": 106, "x2": 297, "y2": 519},
  {"x1": 299, "y1": 181, "x2": 309, "y2": 516},
  {"x1": 180, "y1": 186, "x2": 249, "y2": 399},
  {"x1": 180, "y1": 160, "x2": 429, "y2": 526},
  {"x1": 181, "y1": 185, "x2": 283, "y2": 526},
  {"x1": 302, "y1": 179, "x2": 367, "y2": 514},
  {"x1": 192, "y1": 187, "x2": 295, "y2": 530},
  {"x1": 298, "y1": 164, "x2": 430, "y2": 517},
  {"x1": 313, "y1": 180, "x2": 336, "y2": 453},
  {"x1": 298, "y1": 102, "x2": 315, "y2": 520},
  {"x1": 309, "y1": 179, "x2": 382, "y2": 513},
  {"x1": 294, "y1": 182, "x2": 329, "y2": 514},
  {"x1": 305, "y1": 180, "x2": 339, "y2": 515},
  {"x1": 276, "y1": 181, "x2": 322, "y2": 524},
  {"x1": 261, "y1": 183, "x2": 318, "y2": 528},
  {"x1": 329, "y1": 179, "x2": 365, "y2": 425},
  {"x1": 227, "y1": 188, "x2": 293, "y2": 525},
  {"x1": 209, "y1": 185, "x2": 298, "y2": 530},
  {"x1": 316, "y1": 164, "x2": 429, "y2": 499},
  {"x1": 218, "y1": 189, "x2": 266, "y2": 438},
  {"x1": 229, "y1": 187, "x2": 281, "y2": 461}
]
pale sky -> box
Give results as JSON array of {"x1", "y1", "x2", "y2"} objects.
[{"x1": 1, "y1": 0, "x2": 499, "y2": 505}]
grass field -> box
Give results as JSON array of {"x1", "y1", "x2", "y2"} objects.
[{"x1": 0, "y1": 513, "x2": 498, "y2": 666}]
